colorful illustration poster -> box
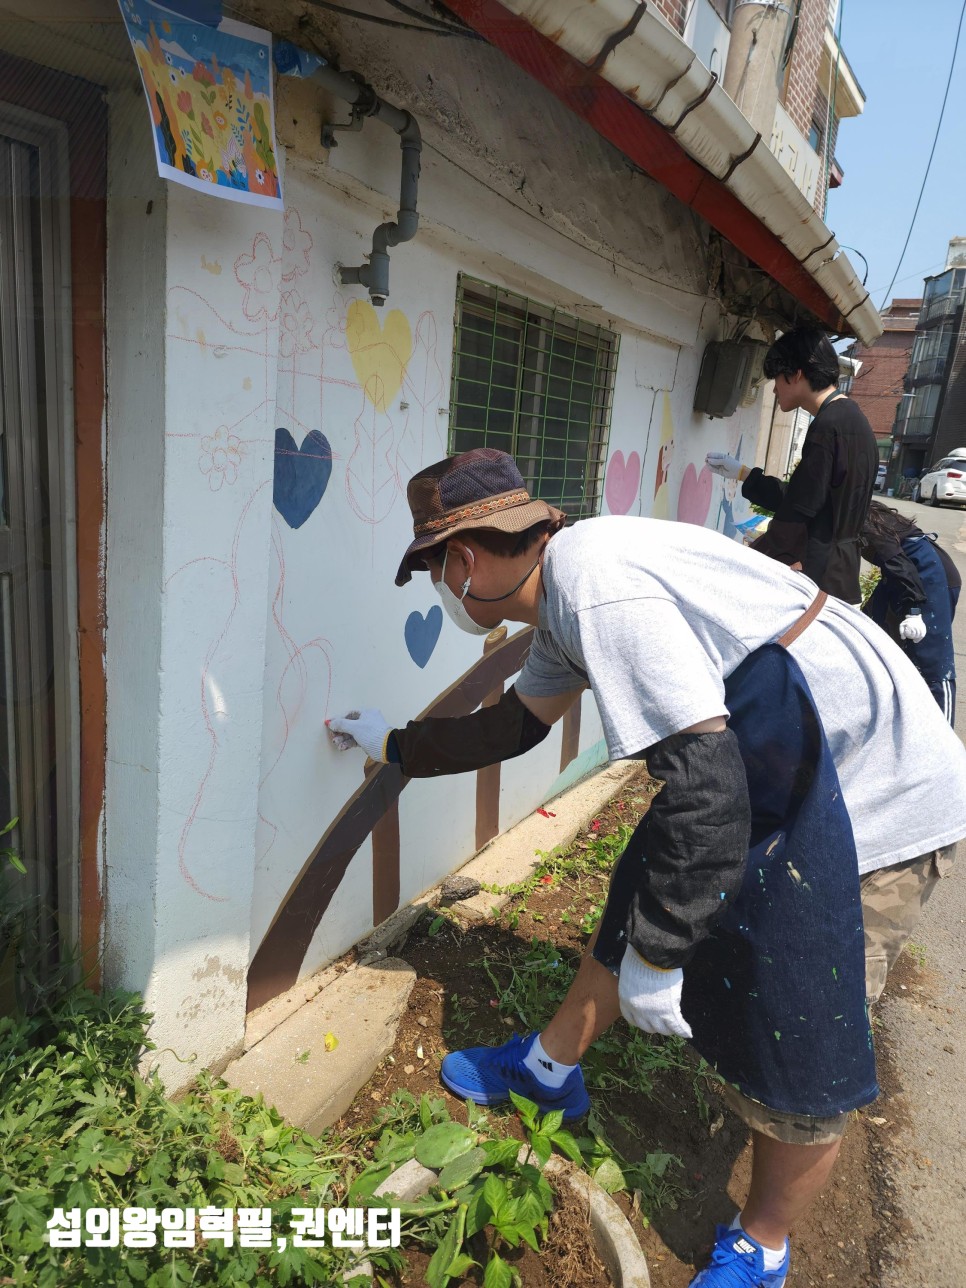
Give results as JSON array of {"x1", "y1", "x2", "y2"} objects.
[{"x1": 119, "y1": 0, "x2": 282, "y2": 209}]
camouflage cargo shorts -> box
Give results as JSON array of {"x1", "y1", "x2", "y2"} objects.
[{"x1": 720, "y1": 844, "x2": 957, "y2": 1145}]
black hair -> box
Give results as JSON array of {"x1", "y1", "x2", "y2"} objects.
[
  {"x1": 424, "y1": 516, "x2": 564, "y2": 566},
  {"x1": 763, "y1": 326, "x2": 841, "y2": 391},
  {"x1": 467, "y1": 516, "x2": 565, "y2": 558},
  {"x1": 862, "y1": 499, "x2": 918, "y2": 545}
]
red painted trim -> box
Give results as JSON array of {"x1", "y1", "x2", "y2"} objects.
[{"x1": 439, "y1": 0, "x2": 850, "y2": 334}]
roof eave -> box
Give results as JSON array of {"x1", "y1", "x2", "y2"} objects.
[{"x1": 437, "y1": 0, "x2": 882, "y2": 346}]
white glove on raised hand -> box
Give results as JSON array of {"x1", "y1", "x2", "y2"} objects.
[
  {"x1": 899, "y1": 613, "x2": 927, "y2": 643},
  {"x1": 326, "y1": 710, "x2": 393, "y2": 762},
  {"x1": 618, "y1": 947, "x2": 692, "y2": 1040},
  {"x1": 705, "y1": 452, "x2": 744, "y2": 481}
]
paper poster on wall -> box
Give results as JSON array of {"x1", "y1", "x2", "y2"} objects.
[{"x1": 118, "y1": 0, "x2": 282, "y2": 209}]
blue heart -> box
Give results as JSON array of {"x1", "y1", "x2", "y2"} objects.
[
  {"x1": 273, "y1": 429, "x2": 332, "y2": 529},
  {"x1": 405, "y1": 606, "x2": 443, "y2": 668}
]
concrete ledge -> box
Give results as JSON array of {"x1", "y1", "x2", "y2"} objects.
[
  {"x1": 233, "y1": 758, "x2": 638, "y2": 1135},
  {"x1": 224, "y1": 957, "x2": 416, "y2": 1135},
  {"x1": 450, "y1": 759, "x2": 638, "y2": 921}
]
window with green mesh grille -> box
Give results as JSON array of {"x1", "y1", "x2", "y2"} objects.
[{"x1": 448, "y1": 276, "x2": 619, "y2": 520}]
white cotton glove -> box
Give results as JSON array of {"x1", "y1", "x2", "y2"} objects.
[
  {"x1": 705, "y1": 452, "x2": 744, "y2": 480},
  {"x1": 899, "y1": 613, "x2": 927, "y2": 643},
  {"x1": 618, "y1": 947, "x2": 692, "y2": 1040},
  {"x1": 326, "y1": 710, "x2": 393, "y2": 762}
]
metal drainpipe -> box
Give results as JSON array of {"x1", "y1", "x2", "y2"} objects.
[{"x1": 306, "y1": 61, "x2": 422, "y2": 306}]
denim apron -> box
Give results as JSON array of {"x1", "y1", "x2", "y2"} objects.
[
  {"x1": 594, "y1": 592, "x2": 879, "y2": 1117},
  {"x1": 866, "y1": 533, "x2": 957, "y2": 725}
]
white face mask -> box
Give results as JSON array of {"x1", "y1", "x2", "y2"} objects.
[{"x1": 433, "y1": 548, "x2": 492, "y2": 636}]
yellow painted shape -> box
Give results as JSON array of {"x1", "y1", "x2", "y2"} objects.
[
  {"x1": 346, "y1": 300, "x2": 412, "y2": 413},
  {"x1": 201, "y1": 255, "x2": 223, "y2": 275}
]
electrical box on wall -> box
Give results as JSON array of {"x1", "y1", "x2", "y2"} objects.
[{"x1": 693, "y1": 340, "x2": 768, "y2": 418}]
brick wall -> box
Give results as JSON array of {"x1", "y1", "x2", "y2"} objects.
[
  {"x1": 849, "y1": 332, "x2": 916, "y2": 440},
  {"x1": 652, "y1": 0, "x2": 687, "y2": 33},
  {"x1": 783, "y1": 0, "x2": 827, "y2": 137}
]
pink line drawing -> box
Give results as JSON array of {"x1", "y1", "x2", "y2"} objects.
[
  {"x1": 165, "y1": 481, "x2": 272, "y2": 901},
  {"x1": 396, "y1": 309, "x2": 445, "y2": 485},
  {"x1": 345, "y1": 375, "x2": 398, "y2": 527},
  {"x1": 256, "y1": 512, "x2": 334, "y2": 867}
]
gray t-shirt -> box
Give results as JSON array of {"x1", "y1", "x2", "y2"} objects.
[{"x1": 516, "y1": 516, "x2": 966, "y2": 876}]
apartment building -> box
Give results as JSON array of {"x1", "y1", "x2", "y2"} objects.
[{"x1": 890, "y1": 241, "x2": 966, "y2": 485}]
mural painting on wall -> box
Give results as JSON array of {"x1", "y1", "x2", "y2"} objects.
[
  {"x1": 166, "y1": 208, "x2": 583, "y2": 1007},
  {"x1": 711, "y1": 436, "x2": 766, "y2": 542},
  {"x1": 677, "y1": 460, "x2": 713, "y2": 527},
  {"x1": 604, "y1": 450, "x2": 642, "y2": 516},
  {"x1": 246, "y1": 626, "x2": 539, "y2": 1012},
  {"x1": 344, "y1": 302, "x2": 413, "y2": 529},
  {"x1": 120, "y1": 0, "x2": 282, "y2": 209}
]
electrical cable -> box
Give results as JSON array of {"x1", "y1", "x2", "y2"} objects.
[
  {"x1": 837, "y1": 244, "x2": 868, "y2": 286},
  {"x1": 380, "y1": 0, "x2": 481, "y2": 37},
  {"x1": 877, "y1": 0, "x2": 966, "y2": 310},
  {"x1": 302, "y1": 0, "x2": 481, "y2": 37},
  {"x1": 867, "y1": 260, "x2": 947, "y2": 296}
]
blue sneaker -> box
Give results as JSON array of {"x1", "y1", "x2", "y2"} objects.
[
  {"x1": 690, "y1": 1225, "x2": 789, "y2": 1287},
  {"x1": 440, "y1": 1032, "x2": 590, "y2": 1120}
]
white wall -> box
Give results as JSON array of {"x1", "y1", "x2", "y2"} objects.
[
  {"x1": 105, "y1": 93, "x2": 284, "y2": 1081},
  {"x1": 101, "y1": 27, "x2": 766, "y2": 1083}
]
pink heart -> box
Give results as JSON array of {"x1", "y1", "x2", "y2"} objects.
[
  {"x1": 604, "y1": 450, "x2": 641, "y2": 515},
  {"x1": 677, "y1": 463, "x2": 713, "y2": 526}
]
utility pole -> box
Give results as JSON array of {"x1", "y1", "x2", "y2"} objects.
[{"x1": 723, "y1": 0, "x2": 795, "y2": 138}]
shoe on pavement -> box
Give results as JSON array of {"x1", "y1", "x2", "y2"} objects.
[
  {"x1": 689, "y1": 1225, "x2": 790, "y2": 1287},
  {"x1": 440, "y1": 1032, "x2": 590, "y2": 1121}
]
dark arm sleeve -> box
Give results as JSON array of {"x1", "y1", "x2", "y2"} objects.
[
  {"x1": 388, "y1": 685, "x2": 551, "y2": 778},
  {"x1": 741, "y1": 466, "x2": 787, "y2": 513},
  {"x1": 625, "y1": 729, "x2": 751, "y2": 969},
  {"x1": 862, "y1": 529, "x2": 927, "y2": 614},
  {"x1": 742, "y1": 426, "x2": 835, "y2": 520}
]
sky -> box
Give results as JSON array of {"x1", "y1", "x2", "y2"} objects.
[{"x1": 824, "y1": 0, "x2": 966, "y2": 309}]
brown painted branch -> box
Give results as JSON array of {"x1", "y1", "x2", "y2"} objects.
[{"x1": 247, "y1": 627, "x2": 534, "y2": 1012}]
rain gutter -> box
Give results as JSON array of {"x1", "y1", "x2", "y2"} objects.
[{"x1": 436, "y1": 0, "x2": 882, "y2": 345}]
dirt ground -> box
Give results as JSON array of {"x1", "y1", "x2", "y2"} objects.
[{"x1": 337, "y1": 772, "x2": 912, "y2": 1285}]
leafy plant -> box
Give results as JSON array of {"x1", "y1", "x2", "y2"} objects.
[
  {"x1": 369, "y1": 1088, "x2": 574, "y2": 1288},
  {"x1": 859, "y1": 565, "x2": 881, "y2": 606},
  {"x1": 0, "y1": 987, "x2": 397, "y2": 1287}
]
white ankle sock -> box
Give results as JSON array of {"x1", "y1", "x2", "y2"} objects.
[
  {"x1": 730, "y1": 1215, "x2": 786, "y2": 1272},
  {"x1": 522, "y1": 1034, "x2": 576, "y2": 1089}
]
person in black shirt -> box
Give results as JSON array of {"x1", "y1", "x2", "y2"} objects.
[
  {"x1": 860, "y1": 500, "x2": 961, "y2": 724},
  {"x1": 707, "y1": 326, "x2": 879, "y2": 603}
]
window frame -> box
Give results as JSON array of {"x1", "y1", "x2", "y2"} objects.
[{"x1": 448, "y1": 275, "x2": 619, "y2": 522}]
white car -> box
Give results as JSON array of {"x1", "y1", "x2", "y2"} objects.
[
  {"x1": 916, "y1": 450, "x2": 966, "y2": 507},
  {"x1": 873, "y1": 463, "x2": 887, "y2": 492}
]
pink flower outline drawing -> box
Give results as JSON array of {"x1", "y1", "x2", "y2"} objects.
[
  {"x1": 200, "y1": 426, "x2": 244, "y2": 491},
  {"x1": 234, "y1": 231, "x2": 282, "y2": 321},
  {"x1": 278, "y1": 291, "x2": 315, "y2": 357},
  {"x1": 321, "y1": 293, "x2": 348, "y2": 351},
  {"x1": 281, "y1": 208, "x2": 312, "y2": 281}
]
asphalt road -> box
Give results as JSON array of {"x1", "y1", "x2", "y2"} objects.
[{"x1": 870, "y1": 495, "x2": 966, "y2": 1288}]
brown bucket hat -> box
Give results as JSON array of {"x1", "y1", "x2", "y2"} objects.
[{"x1": 395, "y1": 448, "x2": 566, "y2": 586}]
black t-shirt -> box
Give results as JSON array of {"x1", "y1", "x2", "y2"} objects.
[{"x1": 742, "y1": 395, "x2": 878, "y2": 602}]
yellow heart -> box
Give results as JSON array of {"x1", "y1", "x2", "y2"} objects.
[{"x1": 346, "y1": 300, "x2": 413, "y2": 413}]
